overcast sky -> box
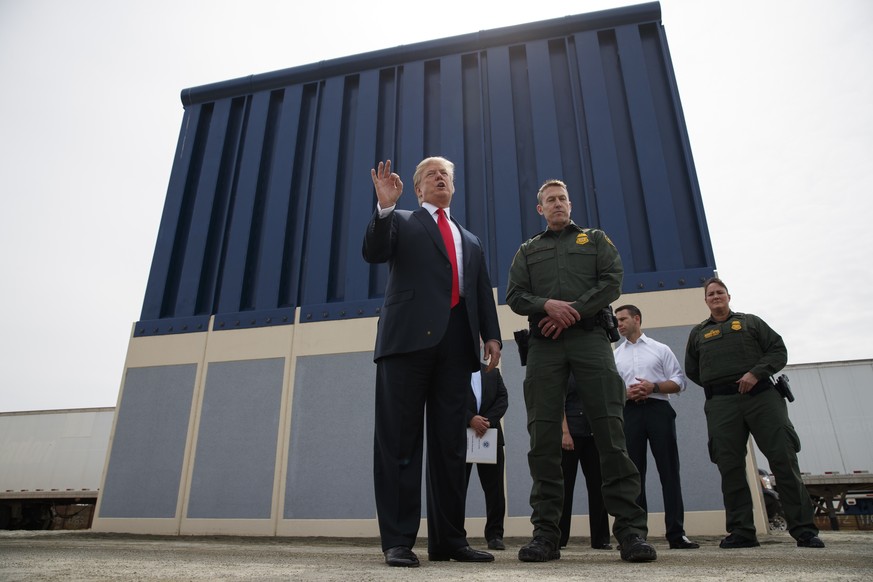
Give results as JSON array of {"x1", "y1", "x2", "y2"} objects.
[{"x1": 1, "y1": 0, "x2": 871, "y2": 413}]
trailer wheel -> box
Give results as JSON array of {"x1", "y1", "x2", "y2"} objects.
[{"x1": 769, "y1": 511, "x2": 788, "y2": 531}]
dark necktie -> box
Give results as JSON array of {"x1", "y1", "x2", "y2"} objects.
[{"x1": 436, "y1": 208, "x2": 460, "y2": 308}]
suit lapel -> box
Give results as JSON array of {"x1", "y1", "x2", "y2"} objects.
[
  {"x1": 413, "y1": 207, "x2": 450, "y2": 261},
  {"x1": 454, "y1": 217, "x2": 476, "y2": 294}
]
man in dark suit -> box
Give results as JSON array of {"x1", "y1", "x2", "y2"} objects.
[
  {"x1": 363, "y1": 157, "x2": 503, "y2": 567},
  {"x1": 465, "y1": 364, "x2": 509, "y2": 551},
  {"x1": 559, "y1": 376, "x2": 611, "y2": 550}
]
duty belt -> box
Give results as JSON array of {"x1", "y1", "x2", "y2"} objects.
[
  {"x1": 626, "y1": 398, "x2": 669, "y2": 405},
  {"x1": 703, "y1": 380, "x2": 771, "y2": 400},
  {"x1": 528, "y1": 313, "x2": 596, "y2": 339}
]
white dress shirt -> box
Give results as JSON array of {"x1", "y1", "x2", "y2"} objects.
[
  {"x1": 471, "y1": 370, "x2": 482, "y2": 412},
  {"x1": 613, "y1": 333, "x2": 686, "y2": 401}
]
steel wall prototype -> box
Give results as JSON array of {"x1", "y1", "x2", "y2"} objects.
[
  {"x1": 95, "y1": 2, "x2": 737, "y2": 537},
  {"x1": 136, "y1": 0, "x2": 713, "y2": 337}
]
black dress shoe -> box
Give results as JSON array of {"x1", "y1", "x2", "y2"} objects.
[
  {"x1": 669, "y1": 536, "x2": 700, "y2": 549},
  {"x1": 719, "y1": 533, "x2": 760, "y2": 549},
  {"x1": 593, "y1": 543, "x2": 614, "y2": 550},
  {"x1": 487, "y1": 537, "x2": 506, "y2": 550},
  {"x1": 384, "y1": 546, "x2": 419, "y2": 567},
  {"x1": 619, "y1": 535, "x2": 657, "y2": 562},
  {"x1": 518, "y1": 536, "x2": 560, "y2": 562},
  {"x1": 429, "y1": 546, "x2": 494, "y2": 562},
  {"x1": 796, "y1": 532, "x2": 825, "y2": 548}
]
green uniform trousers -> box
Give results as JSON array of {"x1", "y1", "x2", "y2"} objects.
[
  {"x1": 524, "y1": 327, "x2": 648, "y2": 545},
  {"x1": 704, "y1": 387, "x2": 818, "y2": 540}
]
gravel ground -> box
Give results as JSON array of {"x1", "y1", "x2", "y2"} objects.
[{"x1": 2, "y1": 530, "x2": 871, "y2": 581}]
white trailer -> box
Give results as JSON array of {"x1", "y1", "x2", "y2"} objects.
[
  {"x1": 752, "y1": 359, "x2": 873, "y2": 530},
  {"x1": 0, "y1": 407, "x2": 114, "y2": 529}
]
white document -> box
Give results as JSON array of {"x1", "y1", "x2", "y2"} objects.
[{"x1": 466, "y1": 428, "x2": 498, "y2": 464}]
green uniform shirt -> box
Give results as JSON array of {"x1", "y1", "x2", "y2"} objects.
[
  {"x1": 684, "y1": 311, "x2": 787, "y2": 387},
  {"x1": 506, "y1": 221, "x2": 622, "y2": 319}
]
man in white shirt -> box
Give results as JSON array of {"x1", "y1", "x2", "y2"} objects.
[{"x1": 613, "y1": 305, "x2": 699, "y2": 550}]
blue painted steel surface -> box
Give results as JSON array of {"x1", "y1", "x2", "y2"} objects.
[{"x1": 136, "y1": 1, "x2": 715, "y2": 336}]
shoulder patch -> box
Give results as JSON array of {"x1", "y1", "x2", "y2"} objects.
[{"x1": 530, "y1": 229, "x2": 548, "y2": 242}]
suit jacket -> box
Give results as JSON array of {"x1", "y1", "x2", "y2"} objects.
[
  {"x1": 467, "y1": 365, "x2": 508, "y2": 446},
  {"x1": 362, "y1": 206, "x2": 501, "y2": 370},
  {"x1": 564, "y1": 382, "x2": 593, "y2": 438}
]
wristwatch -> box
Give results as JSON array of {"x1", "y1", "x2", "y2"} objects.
[{"x1": 653, "y1": 383, "x2": 660, "y2": 393}]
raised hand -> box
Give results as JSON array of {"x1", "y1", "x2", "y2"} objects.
[{"x1": 371, "y1": 160, "x2": 403, "y2": 208}]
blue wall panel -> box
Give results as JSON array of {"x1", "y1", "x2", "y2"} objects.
[
  {"x1": 136, "y1": 1, "x2": 714, "y2": 335},
  {"x1": 285, "y1": 352, "x2": 377, "y2": 519},
  {"x1": 100, "y1": 364, "x2": 196, "y2": 518},
  {"x1": 186, "y1": 359, "x2": 283, "y2": 519}
]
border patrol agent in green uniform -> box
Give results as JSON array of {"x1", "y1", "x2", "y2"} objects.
[
  {"x1": 506, "y1": 180, "x2": 655, "y2": 563},
  {"x1": 684, "y1": 277, "x2": 824, "y2": 549}
]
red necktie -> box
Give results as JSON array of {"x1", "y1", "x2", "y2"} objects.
[{"x1": 436, "y1": 208, "x2": 460, "y2": 308}]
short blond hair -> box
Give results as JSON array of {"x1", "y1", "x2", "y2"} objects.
[
  {"x1": 413, "y1": 157, "x2": 455, "y2": 190},
  {"x1": 537, "y1": 179, "x2": 568, "y2": 204}
]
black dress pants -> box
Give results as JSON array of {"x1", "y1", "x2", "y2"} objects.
[
  {"x1": 559, "y1": 433, "x2": 610, "y2": 547},
  {"x1": 465, "y1": 446, "x2": 506, "y2": 541},
  {"x1": 373, "y1": 302, "x2": 474, "y2": 553},
  {"x1": 623, "y1": 399, "x2": 687, "y2": 542}
]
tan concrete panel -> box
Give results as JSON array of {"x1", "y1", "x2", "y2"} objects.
[
  {"x1": 180, "y1": 518, "x2": 278, "y2": 536},
  {"x1": 203, "y1": 324, "x2": 294, "y2": 362},
  {"x1": 91, "y1": 517, "x2": 181, "y2": 535},
  {"x1": 292, "y1": 317, "x2": 378, "y2": 356},
  {"x1": 497, "y1": 304, "x2": 528, "y2": 342},
  {"x1": 180, "y1": 327, "x2": 295, "y2": 532},
  {"x1": 614, "y1": 287, "x2": 709, "y2": 328},
  {"x1": 277, "y1": 519, "x2": 381, "y2": 538},
  {"x1": 123, "y1": 328, "x2": 209, "y2": 368},
  {"x1": 96, "y1": 288, "x2": 736, "y2": 537},
  {"x1": 95, "y1": 332, "x2": 208, "y2": 534}
]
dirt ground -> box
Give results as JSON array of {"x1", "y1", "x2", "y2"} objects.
[{"x1": 2, "y1": 530, "x2": 871, "y2": 581}]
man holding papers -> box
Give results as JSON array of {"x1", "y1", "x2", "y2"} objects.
[{"x1": 465, "y1": 365, "x2": 509, "y2": 550}]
